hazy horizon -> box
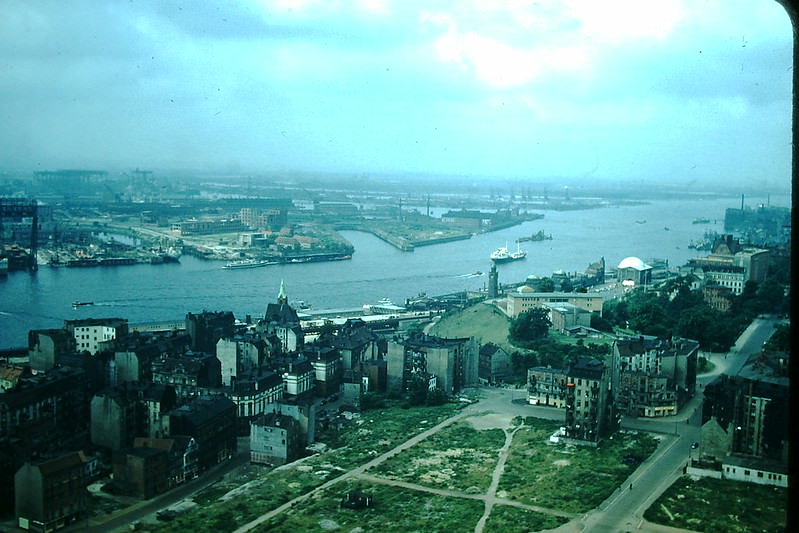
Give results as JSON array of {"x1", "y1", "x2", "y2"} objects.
[{"x1": 0, "y1": 1, "x2": 792, "y2": 192}]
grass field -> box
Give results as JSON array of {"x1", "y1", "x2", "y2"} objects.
[
  {"x1": 499, "y1": 418, "x2": 659, "y2": 513},
  {"x1": 644, "y1": 476, "x2": 787, "y2": 533},
  {"x1": 253, "y1": 479, "x2": 485, "y2": 533},
  {"x1": 369, "y1": 421, "x2": 506, "y2": 492},
  {"x1": 484, "y1": 504, "x2": 570, "y2": 532}
]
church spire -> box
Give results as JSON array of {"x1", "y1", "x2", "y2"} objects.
[{"x1": 277, "y1": 279, "x2": 288, "y2": 305}]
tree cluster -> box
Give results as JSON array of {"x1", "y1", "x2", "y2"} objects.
[
  {"x1": 508, "y1": 307, "x2": 551, "y2": 347},
  {"x1": 602, "y1": 255, "x2": 789, "y2": 352},
  {"x1": 509, "y1": 338, "x2": 610, "y2": 382}
]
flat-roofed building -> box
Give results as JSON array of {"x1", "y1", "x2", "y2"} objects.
[
  {"x1": 64, "y1": 318, "x2": 128, "y2": 355},
  {"x1": 506, "y1": 291, "x2": 603, "y2": 319}
]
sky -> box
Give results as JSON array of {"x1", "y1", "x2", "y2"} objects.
[{"x1": 0, "y1": 0, "x2": 792, "y2": 190}]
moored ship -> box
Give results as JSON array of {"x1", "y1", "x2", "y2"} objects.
[
  {"x1": 362, "y1": 298, "x2": 406, "y2": 315},
  {"x1": 490, "y1": 243, "x2": 527, "y2": 263},
  {"x1": 516, "y1": 230, "x2": 552, "y2": 243},
  {"x1": 222, "y1": 259, "x2": 278, "y2": 270}
]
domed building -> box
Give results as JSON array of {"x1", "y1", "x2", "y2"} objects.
[{"x1": 616, "y1": 256, "x2": 652, "y2": 287}]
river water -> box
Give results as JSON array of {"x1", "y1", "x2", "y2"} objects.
[{"x1": 0, "y1": 194, "x2": 789, "y2": 349}]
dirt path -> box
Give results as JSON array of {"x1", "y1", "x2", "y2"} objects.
[
  {"x1": 354, "y1": 472, "x2": 575, "y2": 520},
  {"x1": 474, "y1": 422, "x2": 528, "y2": 532}
]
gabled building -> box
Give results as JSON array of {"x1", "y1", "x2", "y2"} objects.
[
  {"x1": 478, "y1": 343, "x2": 512, "y2": 384},
  {"x1": 334, "y1": 318, "x2": 385, "y2": 371},
  {"x1": 168, "y1": 396, "x2": 237, "y2": 472},
  {"x1": 258, "y1": 280, "x2": 303, "y2": 353},
  {"x1": 133, "y1": 436, "x2": 199, "y2": 487}
]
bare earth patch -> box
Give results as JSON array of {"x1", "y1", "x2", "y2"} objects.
[
  {"x1": 467, "y1": 413, "x2": 513, "y2": 430},
  {"x1": 420, "y1": 468, "x2": 455, "y2": 484}
]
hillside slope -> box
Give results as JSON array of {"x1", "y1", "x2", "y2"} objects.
[{"x1": 427, "y1": 302, "x2": 513, "y2": 352}]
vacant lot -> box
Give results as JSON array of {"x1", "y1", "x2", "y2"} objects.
[
  {"x1": 145, "y1": 403, "x2": 461, "y2": 532},
  {"x1": 644, "y1": 476, "x2": 787, "y2": 533},
  {"x1": 369, "y1": 421, "x2": 506, "y2": 493},
  {"x1": 142, "y1": 401, "x2": 660, "y2": 532},
  {"x1": 252, "y1": 479, "x2": 485, "y2": 533},
  {"x1": 499, "y1": 418, "x2": 659, "y2": 513},
  {"x1": 484, "y1": 504, "x2": 569, "y2": 532}
]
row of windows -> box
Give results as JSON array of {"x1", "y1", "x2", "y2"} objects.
[{"x1": 725, "y1": 466, "x2": 783, "y2": 481}]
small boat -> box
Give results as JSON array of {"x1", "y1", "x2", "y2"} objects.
[
  {"x1": 692, "y1": 217, "x2": 711, "y2": 224},
  {"x1": 72, "y1": 301, "x2": 94, "y2": 309},
  {"x1": 635, "y1": 220, "x2": 647, "y2": 224}
]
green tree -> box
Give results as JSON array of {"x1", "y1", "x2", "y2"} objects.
[
  {"x1": 675, "y1": 305, "x2": 716, "y2": 349},
  {"x1": 537, "y1": 277, "x2": 556, "y2": 292},
  {"x1": 405, "y1": 375, "x2": 429, "y2": 406},
  {"x1": 509, "y1": 308, "x2": 552, "y2": 346},
  {"x1": 590, "y1": 312, "x2": 614, "y2": 332},
  {"x1": 560, "y1": 278, "x2": 574, "y2": 293},
  {"x1": 627, "y1": 292, "x2": 672, "y2": 338},
  {"x1": 765, "y1": 323, "x2": 790, "y2": 352}
]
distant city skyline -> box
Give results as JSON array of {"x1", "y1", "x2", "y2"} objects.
[{"x1": 0, "y1": 0, "x2": 792, "y2": 191}]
